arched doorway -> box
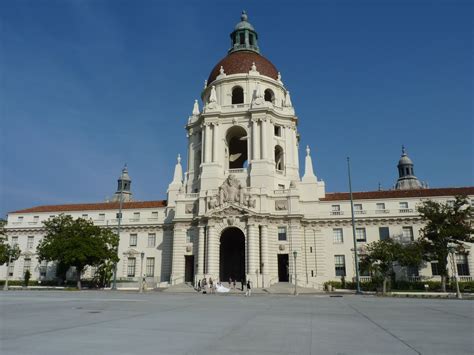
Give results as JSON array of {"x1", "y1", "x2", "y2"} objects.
[{"x1": 219, "y1": 227, "x2": 245, "y2": 282}]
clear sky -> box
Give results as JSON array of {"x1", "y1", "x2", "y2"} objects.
[{"x1": 1, "y1": 0, "x2": 473, "y2": 217}]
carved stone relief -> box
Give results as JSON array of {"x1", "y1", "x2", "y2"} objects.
[{"x1": 275, "y1": 200, "x2": 288, "y2": 211}]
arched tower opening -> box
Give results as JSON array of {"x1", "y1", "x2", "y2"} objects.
[
  {"x1": 275, "y1": 145, "x2": 284, "y2": 171},
  {"x1": 232, "y1": 86, "x2": 244, "y2": 104},
  {"x1": 226, "y1": 126, "x2": 248, "y2": 169},
  {"x1": 264, "y1": 89, "x2": 274, "y2": 103}
]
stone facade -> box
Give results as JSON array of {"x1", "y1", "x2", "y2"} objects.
[{"x1": 2, "y1": 13, "x2": 473, "y2": 289}]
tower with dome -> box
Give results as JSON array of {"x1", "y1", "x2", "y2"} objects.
[{"x1": 2, "y1": 12, "x2": 473, "y2": 290}]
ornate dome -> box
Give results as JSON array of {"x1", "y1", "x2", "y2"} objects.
[{"x1": 207, "y1": 51, "x2": 279, "y2": 85}]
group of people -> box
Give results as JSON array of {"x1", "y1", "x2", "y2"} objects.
[{"x1": 196, "y1": 277, "x2": 252, "y2": 296}]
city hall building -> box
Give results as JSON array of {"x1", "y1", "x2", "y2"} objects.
[{"x1": 3, "y1": 13, "x2": 473, "y2": 289}]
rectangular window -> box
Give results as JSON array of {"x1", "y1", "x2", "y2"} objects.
[
  {"x1": 146, "y1": 257, "x2": 155, "y2": 277},
  {"x1": 407, "y1": 265, "x2": 419, "y2": 277},
  {"x1": 186, "y1": 230, "x2": 192, "y2": 243},
  {"x1": 456, "y1": 254, "x2": 470, "y2": 276},
  {"x1": 278, "y1": 184, "x2": 285, "y2": 189},
  {"x1": 311, "y1": 270, "x2": 314, "y2": 277},
  {"x1": 399, "y1": 202, "x2": 408, "y2": 209},
  {"x1": 133, "y1": 212, "x2": 140, "y2": 221},
  {"x1": 431, "y1": 262, "x2": 440, "y2": 276},
  {"x1": 18, "y1": 216, "x2": 24, "y2": 222},
  {"x1": 11, "y1": 236, "x2": 18, "y2": 246},
  {"x1": 127, "y1": 257, "x2": 136, "y2": 277},
  {"x1": 379, "y1": 227, "x2": 390, "y2": 241},
  {"x1": 356, "y1": 228, "x2": 366, "y2": 242},
  {"x1": 33, "y1": 216, "x2": 39, "y2": 223},
  {"x1": 354, "y1": 203, "x2": 362, "y2": 211},
  {"x1": 402, "y1": 227, "x2": 414, "y2": 241},
  {"x1": 23, "y1": 258, "x2": 31, "y2": 274},
  {"x1": 278, "y1": 227, "x2": 287, "y2": 241},
  {"x1": 334, "y1": 255, "x2": 346, "y2": 276},
  {"x1": 333, "y1": 228, "x2": 344, "y2": 244},
  {"x1": 27, "y1": 236, "x2": 34, "y2": 249},
  {"x1": 147, "y1": 233, "x2": 156, "y2": 248},
  {"x1": 309, "y1": 247, "x2": 313, "y2": 253},
  {"x1": 274, "y1": 126, "x2": 281, "y2": 136},
  {"x1": 129, "y1": 234, "x2": 137, "y2": 247},
  {"x1": 40, "y1": 261, "x2": 47, "y2": 277},
  {"x1": 98, "y1": 213, "x2": 105, "y2": 221},
  {"x1": 331, "y1": 205, "x2": 342, "y2": 215},
  {"x1": 376, "y1": 203, "x2": 386, "y2": 212},
  {"x1": 151, "y1": 211, "x2": 158, "y2": 220},
  {"x1": 82, "y1": 214, "x2": 88, "y2": 219}
]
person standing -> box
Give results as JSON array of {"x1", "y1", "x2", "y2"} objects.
[
  {"x1": 197, "y1": 279, "x2": 201, "y2": 292},
  {"x1": 241, "y1": 278, "x2": 244, "y2": 291},
  {"x1": 229, "y1": 277, "x2": 232, "y2": 288},
  {"x1": 209, "y1": 278, "x2": 214, "y2": 294},
  {"x1": 202, "y1": 278, "x2": 207, "y2": 294},
  {"x1": 245, "y1": 280, "x2": 252, "y2": 297},
  {"x1": 233, "y1": 279, "x2": 236, "y2": 289}
]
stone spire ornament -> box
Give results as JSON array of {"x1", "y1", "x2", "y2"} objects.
[
  {"x1": 302, "y1": 145, "x2": 317, "y2": 183},
  {"x1": 192, "y1": 100, "x2": 200, "y2": 115},
  {"x1": 277, "y1": 72, "x2": 282, "y2": 83},
  {"x1": 284, "y1": 91, "x2": 293, "y2": 107},
  {"x1": 251, "y1": 62, "x2": 257, "y2": 71},
  {"x1": 209, "y1": 86, "x2": 217, "y2": 103},
  {"x1": 172, "y1": 154, "x2": 183, "y2": 184},
  {"x1": 219, "y1": 66, "x2": 225, "y2": 75},
  {"x1": 203, "y1": 79, "x2": 208, "y2": 89}
]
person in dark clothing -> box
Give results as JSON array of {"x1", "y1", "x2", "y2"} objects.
[
  {"x1": 241, "y1": 279, "x2": 244, "y2": 291},
  {"x1": 245, "y1": 280, "x2": 252, "y2": 296}
]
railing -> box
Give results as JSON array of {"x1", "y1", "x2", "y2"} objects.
[
  {"x1": 353, "y1": 276, "x2": 372, "y2": 282},
  {"x1": 330, "y1": 211, "x2": 344, "y2": 216},
  {"x1": 408, "y1": 276, "x2": 422, "y2": 282},
  {"x1": 228, "y1": 168, "x2": 247, "y2": 174},
  {"x1": 11, "y1": 222, "x2": 22, "y2": 225},
  {"x1": 274, "y1": 189, "x2": 290, "y2": 194},
  {"x1": 185, "y1": 193, "x2": 199, "y2": 198},
  {"x1": 275, "y1": 169, "x2": 284, "y2": 175},
  {"x1": 354, "y1": 210, "x2": 366, "y2": 215},
  {"x1": 147, "y1": 218, "x2": 159, "y2": 222},
  {"x1": 375, "y1": 209, "x2": 390, "y2": 214},
  {"x1": 399, "y1": 208, "x2": 414, "y2": 213},
  {"x1": 28, "y1": 222, "x2": 38, "y2": 225},
  {"x1": 129, "y1": 218, "x2": 140, "y2": 222},
  {"x1": 459, "y1": 276, "x2": 472, "y2": 282}
]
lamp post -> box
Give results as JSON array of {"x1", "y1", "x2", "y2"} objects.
[
  {"x1": 111, "y1": 167, "x2": 125, "y2": 290},
  {"x1": 139, "y1": 252, "x2": 145, "y2": 293},
  {"x1": 448, "y1": 244, "x2": 462, "y2": 299},
  {"x1": 3, "y1": 254, "x2": 12, "y2": 291},
  {"x1": 293, "y1": 251, "x2": 298, "y2": 296},
  {"x1": 347, "y1": 157, "x2": 362, "y2": 294}
]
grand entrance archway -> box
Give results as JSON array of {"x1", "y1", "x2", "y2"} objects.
[{"x1": 219, "y1": 227, "x2": 245, "y2": 282}]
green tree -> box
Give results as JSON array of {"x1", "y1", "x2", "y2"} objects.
[
  {"x1": 417, "y1": 195, "x2": 473, "y2": 292},
  {"x1": 0, "y1": 219, "x2": 21, "y2": 266},
  {"x1": 360, "y1": 239, "x2": 424, "y2": 294},
  {"x1": 24, "y1": 269, "x2": 31, "y2": 287},
  {"x1": 37, "y1": 215, "x2": 119, "y2": 289}
]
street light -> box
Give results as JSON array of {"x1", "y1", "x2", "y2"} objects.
[
  {"x1": 293, "y1": 250, "x2": 298, "y2": 296},
  {"x1": 448, "y1": 244, "x2": 462, "y2": 299},
  {"x1": 139, "y1": 252, "x2": 145, "y2": 293}
]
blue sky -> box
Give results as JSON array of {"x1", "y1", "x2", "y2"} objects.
[{"x1": 1, "y1": 0, "x2": 472, "y2": 217}]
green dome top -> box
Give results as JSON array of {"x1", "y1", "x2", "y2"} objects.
[{"x1": 229, "y1": 11, "x2": 259, "y2": 54}]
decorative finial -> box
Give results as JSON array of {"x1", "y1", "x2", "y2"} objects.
[
  {"x1": 219, "y1": 66, "x2": 225, "y2": 75},
  {"x1": 277, "y1": 72, "x2": 282, "y2": 82},
  {"x1": 251, "y1": 62, "x2": 257, "y2": 71},
  {"x1": 306, "y1": 145, "x2": 310, "y2": 156},
  {"x1": 122, "y1": 163, "x2": 128, "y2": 172},
  {"x1": 284, "y1": 91, "x2": 292, "y2": 107},
  {"x1": 203, "y1": 79, "x2": 207, "y2": 89},
  {"x1": 255, "y1": 82, "x2": 263, "y2": 98},
  {"x1": 192, "y1": 99, "x2": 200, "y2": 115},
  {"x1": 177, "y1": 154, "x2": 181, "y2": 164},
  {"x1": 241, "y1": 10, "x2": 248, "y2": 21},
  {"x1": 402, "y1": 145, "x2": 406, "y2": 155}
]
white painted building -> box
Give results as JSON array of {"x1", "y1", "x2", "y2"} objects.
[{"x1": 3, "y1": 12, "x2": 473, "y2": 289}]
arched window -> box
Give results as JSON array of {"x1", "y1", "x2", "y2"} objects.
[
  {"x1": 275, "y1": 145, "x2": 284, "y2": 171},
  {"x1": 226, "y1": 126, "x2": 248, "y2": 169},
  {"x1": 264, "y1": 89, "x2": 274, "y2": 103},
  {"x1": 232, "y1": 86, "x2": 244, "y2": 104}
]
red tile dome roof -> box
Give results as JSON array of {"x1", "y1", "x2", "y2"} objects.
[{"x1": 207, "y1": 51, "x2": 278, "y2": 85}]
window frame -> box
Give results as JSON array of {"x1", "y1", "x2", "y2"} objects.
[
  {"x1": 355, "y1": 228, "x2": 367, "y2": 242},
  {"x1": 278, "y1": 226, "x2": 287, "y2": 241}
]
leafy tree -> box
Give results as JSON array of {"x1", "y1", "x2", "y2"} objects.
[
  {"x1": 0, "y1": 219, "x2": 21, "y2": 266},
  {"x1": 37, "y1": 215, "x2": 119, "y2": 289},
  {"x1": 92, "y1": 260, "x2": 115, "y2": 288},
  {"x1": 360, "y1": 239, "x2": 424, "y2": 294},
  {"x1": 417, "y1": 195, "x2": 473, "y2": 292}
]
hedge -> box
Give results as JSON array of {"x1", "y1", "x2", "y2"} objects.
[{"x1": 324, "y1": 280, "x2": 474, "y2": 293}]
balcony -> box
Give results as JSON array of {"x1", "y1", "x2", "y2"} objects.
[
  {"x1": 375, "y1": 209, "x2": 390, "y2": 214},
  {"x1": 227, "y1": 168, "x2": 247, "y2": 175},
  {"x1": 129, "y1": 218, "x2": 140, "y2": 223},
  {"x1": 354, "y1": 210, "x2": 367, "y2": 215},
  {"x1": 274, "y1": 189, "x2": 290, "y2": 195},
  {"x1": 330, "y1": 211, "x2": 344, "y2": 216},
  {"x1": 399, "y1": 208, "x2": 414, "y2": 213}
]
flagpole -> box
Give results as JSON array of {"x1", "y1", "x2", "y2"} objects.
[{"x1": 347, "y1": 157, "x2": 362, "y2": 294}]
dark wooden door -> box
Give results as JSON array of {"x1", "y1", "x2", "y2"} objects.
[
  {"x1": 278, "y1": 254, "x2": 289, "y2": 282},
  {"x1": 185, "y1": 255, "x2": 194, "y2": 283}
]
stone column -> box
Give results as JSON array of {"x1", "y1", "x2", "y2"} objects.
[
  {"x1": 206, "y1": 225, "x2": 219, "y2": 279},
  {"x1": 260, "y1": 119, "x2": 267, "y2": 160},
  {"x1": 204, "y1": 123, "x2": 211, "y2": 163},
  {"x1": 170, "y1": 226, "x2": 186, "y2": 284},
  {"x1": 247, "y1": 224, "x2": 258, "y2": 281},
  {"x1": 261, "y1": 225, "x2": 269, "y2": 287},
  {"x1": 252, "y1": 119, "x2": 259, "y2": 161},
  {"x1": 212, "y1": 123, "x2": 219, "y2": 163},
  {"x1": 293, "y1": 127, "x2": 298, "y2": 168},
  {"x1": 197, "y1": 226, "x2": 205, "y2": 277}
]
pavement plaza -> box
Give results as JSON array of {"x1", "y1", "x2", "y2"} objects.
[{"x1": 0, "y1": 291, "x2": 472, "y2": 355}]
